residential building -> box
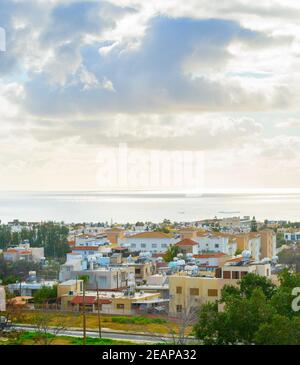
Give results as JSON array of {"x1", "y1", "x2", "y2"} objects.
[
  {"x1": 260, "y1": 229, "x2": 276, "y2": 259},
  {"x1": 105, "y1": 228, "x2": 126, "y2": 245},
  {"x1": 120, "y1": 231, "x2": 176, "y2": 253},
  {"x1": 7, "y1": 279, "x2": 57, "y2": 297},
  {"x1": 169, "y1": 253, "x2": 271, "y2": 315},
  {"x1": 195, "y1": 232, "x2": 237, "y2": 256},
  {"x1": 193, "y1": 253, "x2": 231, "y2": 270},
  {"x1": 127, "y1": 261, "x2": 156, "y2": 284},
  {"x1": 283, "y1": 232, "x2": 300, "y2": 242},
  {"x1": 175, "y1": 238, "x2": 198, "y2": 255},
  {"x1": 136, "y1": 274, "x2": 170, "y2": 300},
  {"x1": 70, "y1": 266, "x2": 135, "y2": 290},
  {"x1": 75, "y1": 234, "x2": 109, "y2": 247},
  {"x1": 3, "y1": 242, "x2": 44, "y2": 263},
  {"x1": 58, "y1": 282, "x2": 165, "y2": 315}
]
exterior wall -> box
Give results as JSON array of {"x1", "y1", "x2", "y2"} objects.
[
  {"x1": 248, "y1": 236, "x2": 261, "y2": 261},
  {"x1": 178, "y1": 230, "x2": 197, "y2": 240},
  {"x1": 234, "y1": 234, "x2": 248, "y2": 251},
  {"x1": 31, "y1": 247, "x2": 45, "y2": 262},
  {"x1": 71, "y1": 267, "x2": 135, "y2": 290},
  {"x1": 169, "y1": 263, "x2": 271, "y2": 314},
  {"x1": 284, "y1": 232, "x2": 300, "y2": 241},
  {"x1": 120, "y1": 237, "x2": 174, "y2": 253},
  {"x1": 60, "y1": 291, "x2": 161, "y2": 314},
  {"x1": 177, "y1": 244, "x2": 198, "y2": 255},
  {"x1": 75, "y1": 235, "x2": 108, "y2": 247},
  {"x1": 57, "y1": 280, "x2": 83, "y2": 298},
  {"x1": 106, "y1": 230, "x2": 125, "y2": 244},
  {"x1": 128, "y1": 262, "x2": 155, "y2": 283},
  {"x1": 169, "y1": 275, "x2": 238, "y2": 314},
  {"x1": 195, "y1": 236, "x2": 231, "y2": 254},
  {"x1": 260, "y1": 230, "x2": 276, "y2": 259}
]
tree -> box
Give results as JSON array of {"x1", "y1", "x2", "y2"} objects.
[
  {"x1": 194, "y1": 288, "x2": 275, "y2": 344},
  {"x1": 251, "y1": 216, "x2": 257, "y2": 232},
  {"x1": 31, "y1": 310, "x2": 66, "y2": 345},
  {"x1": 255, "y1": 315, "x2": 300, "y2": 345},
  {"x1": 33, "y1": 285, "x2": 57, "y2": 305},
  {"x1": 193, "y1": 302, "x2": 220, "y2": 345},
  {"x1": 164, "y1": 245, "x2": 179, "y2": 262},
  {"x1": 162, "y1": 307, "x2": 198, "y2": 345},
  {"x1": 239, "y1": 273, "x2": 276, "y2": 299}
]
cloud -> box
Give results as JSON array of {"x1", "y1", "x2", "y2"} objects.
[
  {"x1": 0, "y1": 0, "x2": 299, "y2": 191},
  {"x1": 18, "y1": 15, "x2": 293, "y2": 119}
]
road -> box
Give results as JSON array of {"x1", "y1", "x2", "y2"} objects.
[{"x1": 12, "y1": 324, "x2": 179, "y2": 344}]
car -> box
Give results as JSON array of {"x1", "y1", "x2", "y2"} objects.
[{"x1": 0, "y1": 316, "x2": 12, "y2": 330}]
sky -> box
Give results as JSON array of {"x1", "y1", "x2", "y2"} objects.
[{"x1": 0, "y1": 0, "x2": 300, "y2": 192}]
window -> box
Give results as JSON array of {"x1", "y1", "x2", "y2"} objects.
[
  {"x1": 241, "y1": 271, "x2": 247, "y2": 278},
  {"x1": 176, "y1": 286, "x2": 182, "y2": 294},
  {"x1": 215, "y1": 268, "x2": 222, "y2": 278},
  {"x1": 176, "y1": 305, "x2": 182, "y2": 313},
  {"x1": 190, "y1": 288, "x2": 199, "y2": 296},
  {"x1": 215, "y1": 244, "x2": 219, "y2": 248},
  {"x1": 131, "y1": 243, "x2": 136, "y2": 248},
  {"x1": 161, "y1": 244, "x2": 167, "y2": 248},
  {"x1": 208, "y1": 289, "x2": 218, "y2": 297},
  {"x1": 152, "y1": 243, "x2": 157, "y2": 248},
  {"x1": 232, "y1": 271, "x2": 240, "y2": 279},
  {"x1": 141, "y1": 243, "x2": 146, "y2": 248},
  {"x1": 135, "y1": 268, "x2": 141, "y2": 274},
  {"x1": 117, "y1": 303, "x2": 124, "y2": 309},
  {"x1": 223, "y1": 271, "x2": 231, "y2": 279}
]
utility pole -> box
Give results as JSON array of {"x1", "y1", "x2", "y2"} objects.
[
  {"x1": 82, "y1": 279, "x2": 86, "y2": 345},
  {"x1": 96, "y1": 282, "x2": 102, "y2": 339}
]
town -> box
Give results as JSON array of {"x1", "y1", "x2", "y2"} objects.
[{"x1": 0, "y1": 215, "x2": 299, "y2": 345}]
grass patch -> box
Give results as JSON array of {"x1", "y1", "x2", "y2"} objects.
[
  {"x1": 69, "y1": 337, "x2": 130, "y2": 345},
  {"x1": 0, "y1": 331, "x2": 142, "y2": 345},
  {"x1": 111, "y1": 316, "x2": 167, "y2": 325}
]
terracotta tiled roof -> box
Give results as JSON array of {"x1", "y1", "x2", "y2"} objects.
[
  {"x1": 71, "y1": 296, "x2": 96, "y2": 305},
  {"x1": 175, "y1": 238, "x2": 198, "y2": 246},
  {"x1": 129, "y1": 231, "x2": 171, "y2": 239},
  {"x1": 72, "y1": 246, "x2": 99, "y2": 251}
]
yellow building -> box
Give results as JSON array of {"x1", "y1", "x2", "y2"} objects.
[
  {"x1": 260, "y1": 229, "x2": 276, "y2": 259},
  {"x1": 169, "y1": 260, "x2": 272, "y2": 315},
  {"x1": 169, "y1": 274, "x2": 237, "y2": 315},
  {"x1": 105, "y1": 228, "x2": 125, "y2": 245},
  {"x1": 58, "y1": 280, "x2": 163, "y2": 314}
]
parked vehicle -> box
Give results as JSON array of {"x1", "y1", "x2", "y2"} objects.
[{"x1": 0, "y1": 316, "x2": 12, "y2": 330}]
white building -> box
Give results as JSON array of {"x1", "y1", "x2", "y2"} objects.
[
  {"x1": 120, "y1": 231, "x2": 176, "y2": 253},
  {"x1": 3, "y1": 242, "x2": 44, "y2": 263},
  {"x1": 284, "y1": 232, "x2": 300, "y2": 242},
  {"x1": 248, "y1": 234, "x2": 261, "y2": 262},
  {"x1": 75, "y1": 234, "x2": 109, "y2": 247},
  {"x1": 195, "y1": 234, "x2": 237, "y2": 256},
  {"x1": 7, "y1": 280, "x2": 57, "y2": 297}
]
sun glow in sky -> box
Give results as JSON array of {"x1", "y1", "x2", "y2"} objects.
[{"x1": 0, "y1": 0, "x2": 300, "y2": 191}]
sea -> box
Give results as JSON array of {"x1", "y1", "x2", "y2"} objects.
[{"x1": 0, "y1": 191, "x2": 299, "y2": 224}]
